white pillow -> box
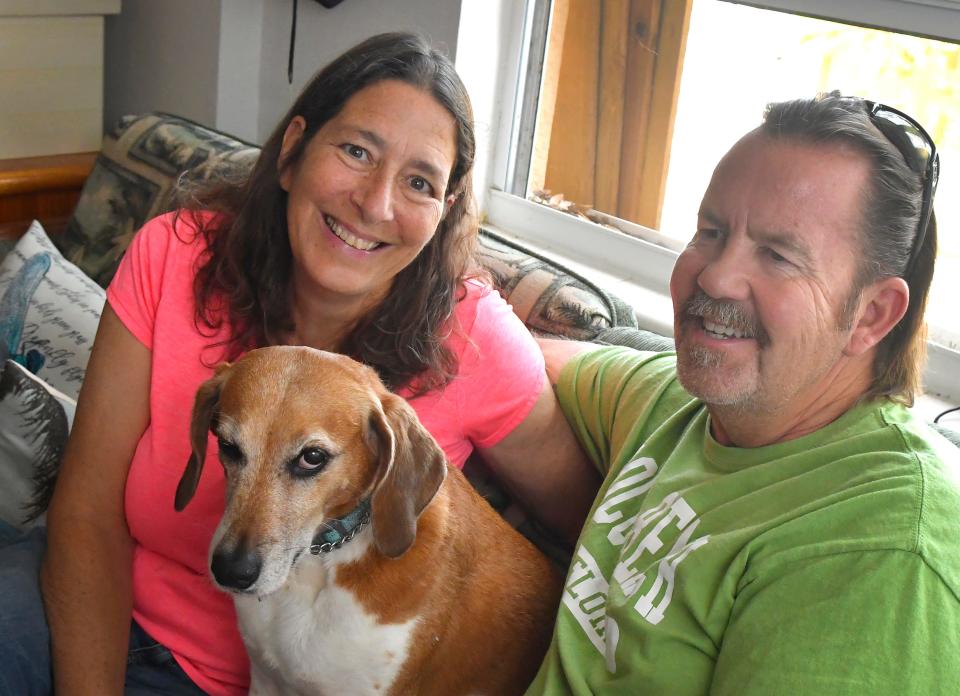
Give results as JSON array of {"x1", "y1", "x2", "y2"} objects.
[
  {"x1": 0, "y1": 359, "x2": 76, "y2": 529},
  {"x1": 0, "y1": 220, "x2": 105, "y2": 400}
]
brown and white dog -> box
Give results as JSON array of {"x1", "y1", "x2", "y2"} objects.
[{"x1": 175, "y1": 346, "x2": 562, "y2": 696}]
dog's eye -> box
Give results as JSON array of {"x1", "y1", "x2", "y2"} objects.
[
  {"x1": 293, "y1": 447, "x2": 330, "y2": 477},
  {"x1": 217, "y1": 437, "x2": 242, "y2": 461}
]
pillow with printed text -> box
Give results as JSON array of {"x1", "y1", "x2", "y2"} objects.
[{"x1": 0, "y1": 220, "x2": 105, "y2": 401}]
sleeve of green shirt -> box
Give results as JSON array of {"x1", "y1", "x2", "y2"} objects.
[
  {"x1": 557, "y1": 346, "x2": 687, "y2": 476},
  {"x1": 710, "y1": 550, "x2": 960, "y2": 695}
]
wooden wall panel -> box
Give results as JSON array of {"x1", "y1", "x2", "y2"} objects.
[{"x1": 529, "y1": 0, "x2": 570, "y2": 195}]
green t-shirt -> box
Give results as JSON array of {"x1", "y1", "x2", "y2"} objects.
[{"x1": 529, "y1": 347, "x2": 960, "y2": 696}]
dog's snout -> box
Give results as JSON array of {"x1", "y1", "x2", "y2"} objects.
[{"x1": 211, "y1": 541, "x2": 263, "y2": 591}]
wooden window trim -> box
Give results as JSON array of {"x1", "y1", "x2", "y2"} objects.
[{"x1": 532, "y1": 0, "x2": 693, "y2": 230}]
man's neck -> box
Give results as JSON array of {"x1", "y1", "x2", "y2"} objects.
[{"x1": 708, "y1": 367, "x2": 872, "y2": 448}]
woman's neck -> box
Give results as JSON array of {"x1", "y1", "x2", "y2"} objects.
[{"x1": 284, "y1": 274, "x2": 386, "y2": 352}]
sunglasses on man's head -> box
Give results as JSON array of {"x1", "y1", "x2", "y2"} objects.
[{"x1": 863, "y1": 100, "x2": 940, "y2": 277}]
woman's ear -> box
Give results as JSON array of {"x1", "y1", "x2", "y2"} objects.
[
  {"x1": 278, "y1": 116, "x2": 307, "y2": 191},
  {"x1": 440, "y1": 193, "x2": 456, "y2": 221}
]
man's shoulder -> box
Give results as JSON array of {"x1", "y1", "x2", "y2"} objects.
[
  {"x1": 869, "y1": 402, "x2": 960, "y2": 503},
  {"x1": 812, "y1": 400, "x2": 960, "y2": 593},
  {"x1": 818, "y1": 399, "x2": 958, "y2": 463},
  {"x1": 560, "y1": 345, "x2": 689, "y2": 418},
  {"x1": 889, "y1": 410, "x2": 960, "y2": 593},
  {"x1": 878, "y1": 402, "x2": 960, "y2": 463},
  {"x1": 564, "y1": 345, "x2": 680, "y2": 389},
  {"x1": 708, "y1": 402, "x2": 956, "y2": 581}
]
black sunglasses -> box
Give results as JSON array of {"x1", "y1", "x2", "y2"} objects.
[{"x1": 863, "y1": 100, "x2": 940, "y2": 277}]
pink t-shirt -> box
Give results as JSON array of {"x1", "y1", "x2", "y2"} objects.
[{"x1": 105, "y1": 211, "x2": 545, "y2": 695}]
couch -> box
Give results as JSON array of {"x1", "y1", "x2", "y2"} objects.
[{"x1": 1, "y1": 112, "x2": 957, "y2": 537}]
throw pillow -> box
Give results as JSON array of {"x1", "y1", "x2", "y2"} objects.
[
  {"x1": 0, "y1": 359, "x2": 76, "y2": 529},
  {"x1": 477, "y1": 228, "x2": 638, "y2": 340},
  {"x1": 0, "y1": 237, "x2": 15, "y2": 264},
  {"x1": 60, "y1": 112, "x2": 260, "y2": 287},
  {"x1": 0, "y1": 220, "x2": 105, "y2": 400}
]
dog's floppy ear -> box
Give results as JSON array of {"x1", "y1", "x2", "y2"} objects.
[
  {"x1": 366, "y1": 392, "x2": 446, "y2": 558},
  {"x1": 175, "y1": 363, "x2": 231, "y2": 511}
]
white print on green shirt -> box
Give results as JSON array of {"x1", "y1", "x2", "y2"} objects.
[{"x1": 563, "y1": 457, "x2": 710, "y2": 673}]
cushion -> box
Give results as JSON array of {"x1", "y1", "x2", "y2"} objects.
[
  {"x1": 0, "y1": 359, "x2": 75, "y2": 529},
  {"x1": 932, "y1": 422, "x2": 960, "y2": 449},
  {"x1": 594, "y1": 326, "x2": 675, "y2": 352},
  {"x1": 59, "y1": 112, "x2": 260, "y2": 287},
  {"x1": 462, "y1": 457, "x2": 572, "y2": 568},
  {"x1": 478, "y1": 228, "x2": 638, "y2": 341},
  {"x1": 0, "y1": 220, "x2": 105, "y2": 400}
]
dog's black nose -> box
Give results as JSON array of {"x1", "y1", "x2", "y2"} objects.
[{"x1": 211, "y1": 542, "x2": 262, "y2": 591}]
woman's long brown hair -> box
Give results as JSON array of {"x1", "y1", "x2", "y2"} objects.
[{"x1": 178, "y1": 32, "x2": 478, "y2": 393}]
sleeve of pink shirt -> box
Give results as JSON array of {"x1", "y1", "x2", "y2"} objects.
[
  {"x1": 451, "y1": 280, "x2": 546, "y2": 450},
  {"x1": 105, "y1": 212, "x2": 177, "y2": 350}
]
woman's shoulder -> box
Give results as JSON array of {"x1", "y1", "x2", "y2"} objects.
[
  {"x1": 460, "y1": 276, "x2": 496, "y2": 301},
  {"x1": 449, "y1": 277, "x2": 541, "y2": 368},
  {"x1": 138, "y1": 209, "x2": 219, "y2": 240},
  {"x1": 449, "y1": 278, "x2": 521, "y2": 339},
  {"x1": 455, "y1": 277, "x2": 504, "y2": 319},
  {"x1": 128, "y1": 210, "x2": 222, "y2": 262}
]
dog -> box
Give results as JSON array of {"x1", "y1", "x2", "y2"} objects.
[{"x1": 175, "y1": 345, "x2": 563, "y2": 696}]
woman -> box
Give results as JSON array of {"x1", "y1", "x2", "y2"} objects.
[{"x1": 0, "y1": 32, "x2": 598, "y2": 695}]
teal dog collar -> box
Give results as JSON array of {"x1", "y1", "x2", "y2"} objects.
[{"x1": 309, "y1": 498, "x2": 371, "y2": 555}]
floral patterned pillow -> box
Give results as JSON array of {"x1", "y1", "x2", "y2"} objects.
[
  {"x1": 477, "y1": 228, "x2": 638, "y2": 340},
  {"x1": 58, "y1": 113, "x2": 259, "y2": 287}
]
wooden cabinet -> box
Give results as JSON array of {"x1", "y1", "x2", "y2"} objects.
[{"x1": 0, "y1": 152, "x2": 96, "y2": 240}]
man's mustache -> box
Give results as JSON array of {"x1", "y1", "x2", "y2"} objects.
[{"x1": 680, "y1": 290, "x2": 768, "y2": 345}]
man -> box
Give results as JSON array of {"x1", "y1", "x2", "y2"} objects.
[{"x1": 528, "y1": 93, "x2": 960, "y2": 694}]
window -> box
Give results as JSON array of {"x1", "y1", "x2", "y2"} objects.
[
  {"x1": 486, "y1": 0, "x2": 960, "y2": 402},
  {"x1": 662, "y1": 1, "x2": 960, "y2": 352}
]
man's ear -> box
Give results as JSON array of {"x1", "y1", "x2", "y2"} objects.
[
  {"x1": 278, "y1": 116, "x2": 306, "y2": 191},
  {"x1": 843, "y1": 276, "x2": 910, "y2": 357}
]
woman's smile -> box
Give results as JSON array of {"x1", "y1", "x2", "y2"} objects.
[{"x1": 323, "y1": 214, "x2": 382, "y2": 252}]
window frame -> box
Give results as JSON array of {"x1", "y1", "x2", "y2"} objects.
[{"x1": 480, "y1": 0, "x2": 960, "y2": 404}]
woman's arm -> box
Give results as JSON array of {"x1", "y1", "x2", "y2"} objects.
[
  {"x1": 41, "y1": 304, "x2": 152, "y2": 695},
  {"x1": 538, "y1": 337, "x2": 598, "y2": 385},
  {"x1": 477, "y1": 360, "x2": 601, "y2": 546}
]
